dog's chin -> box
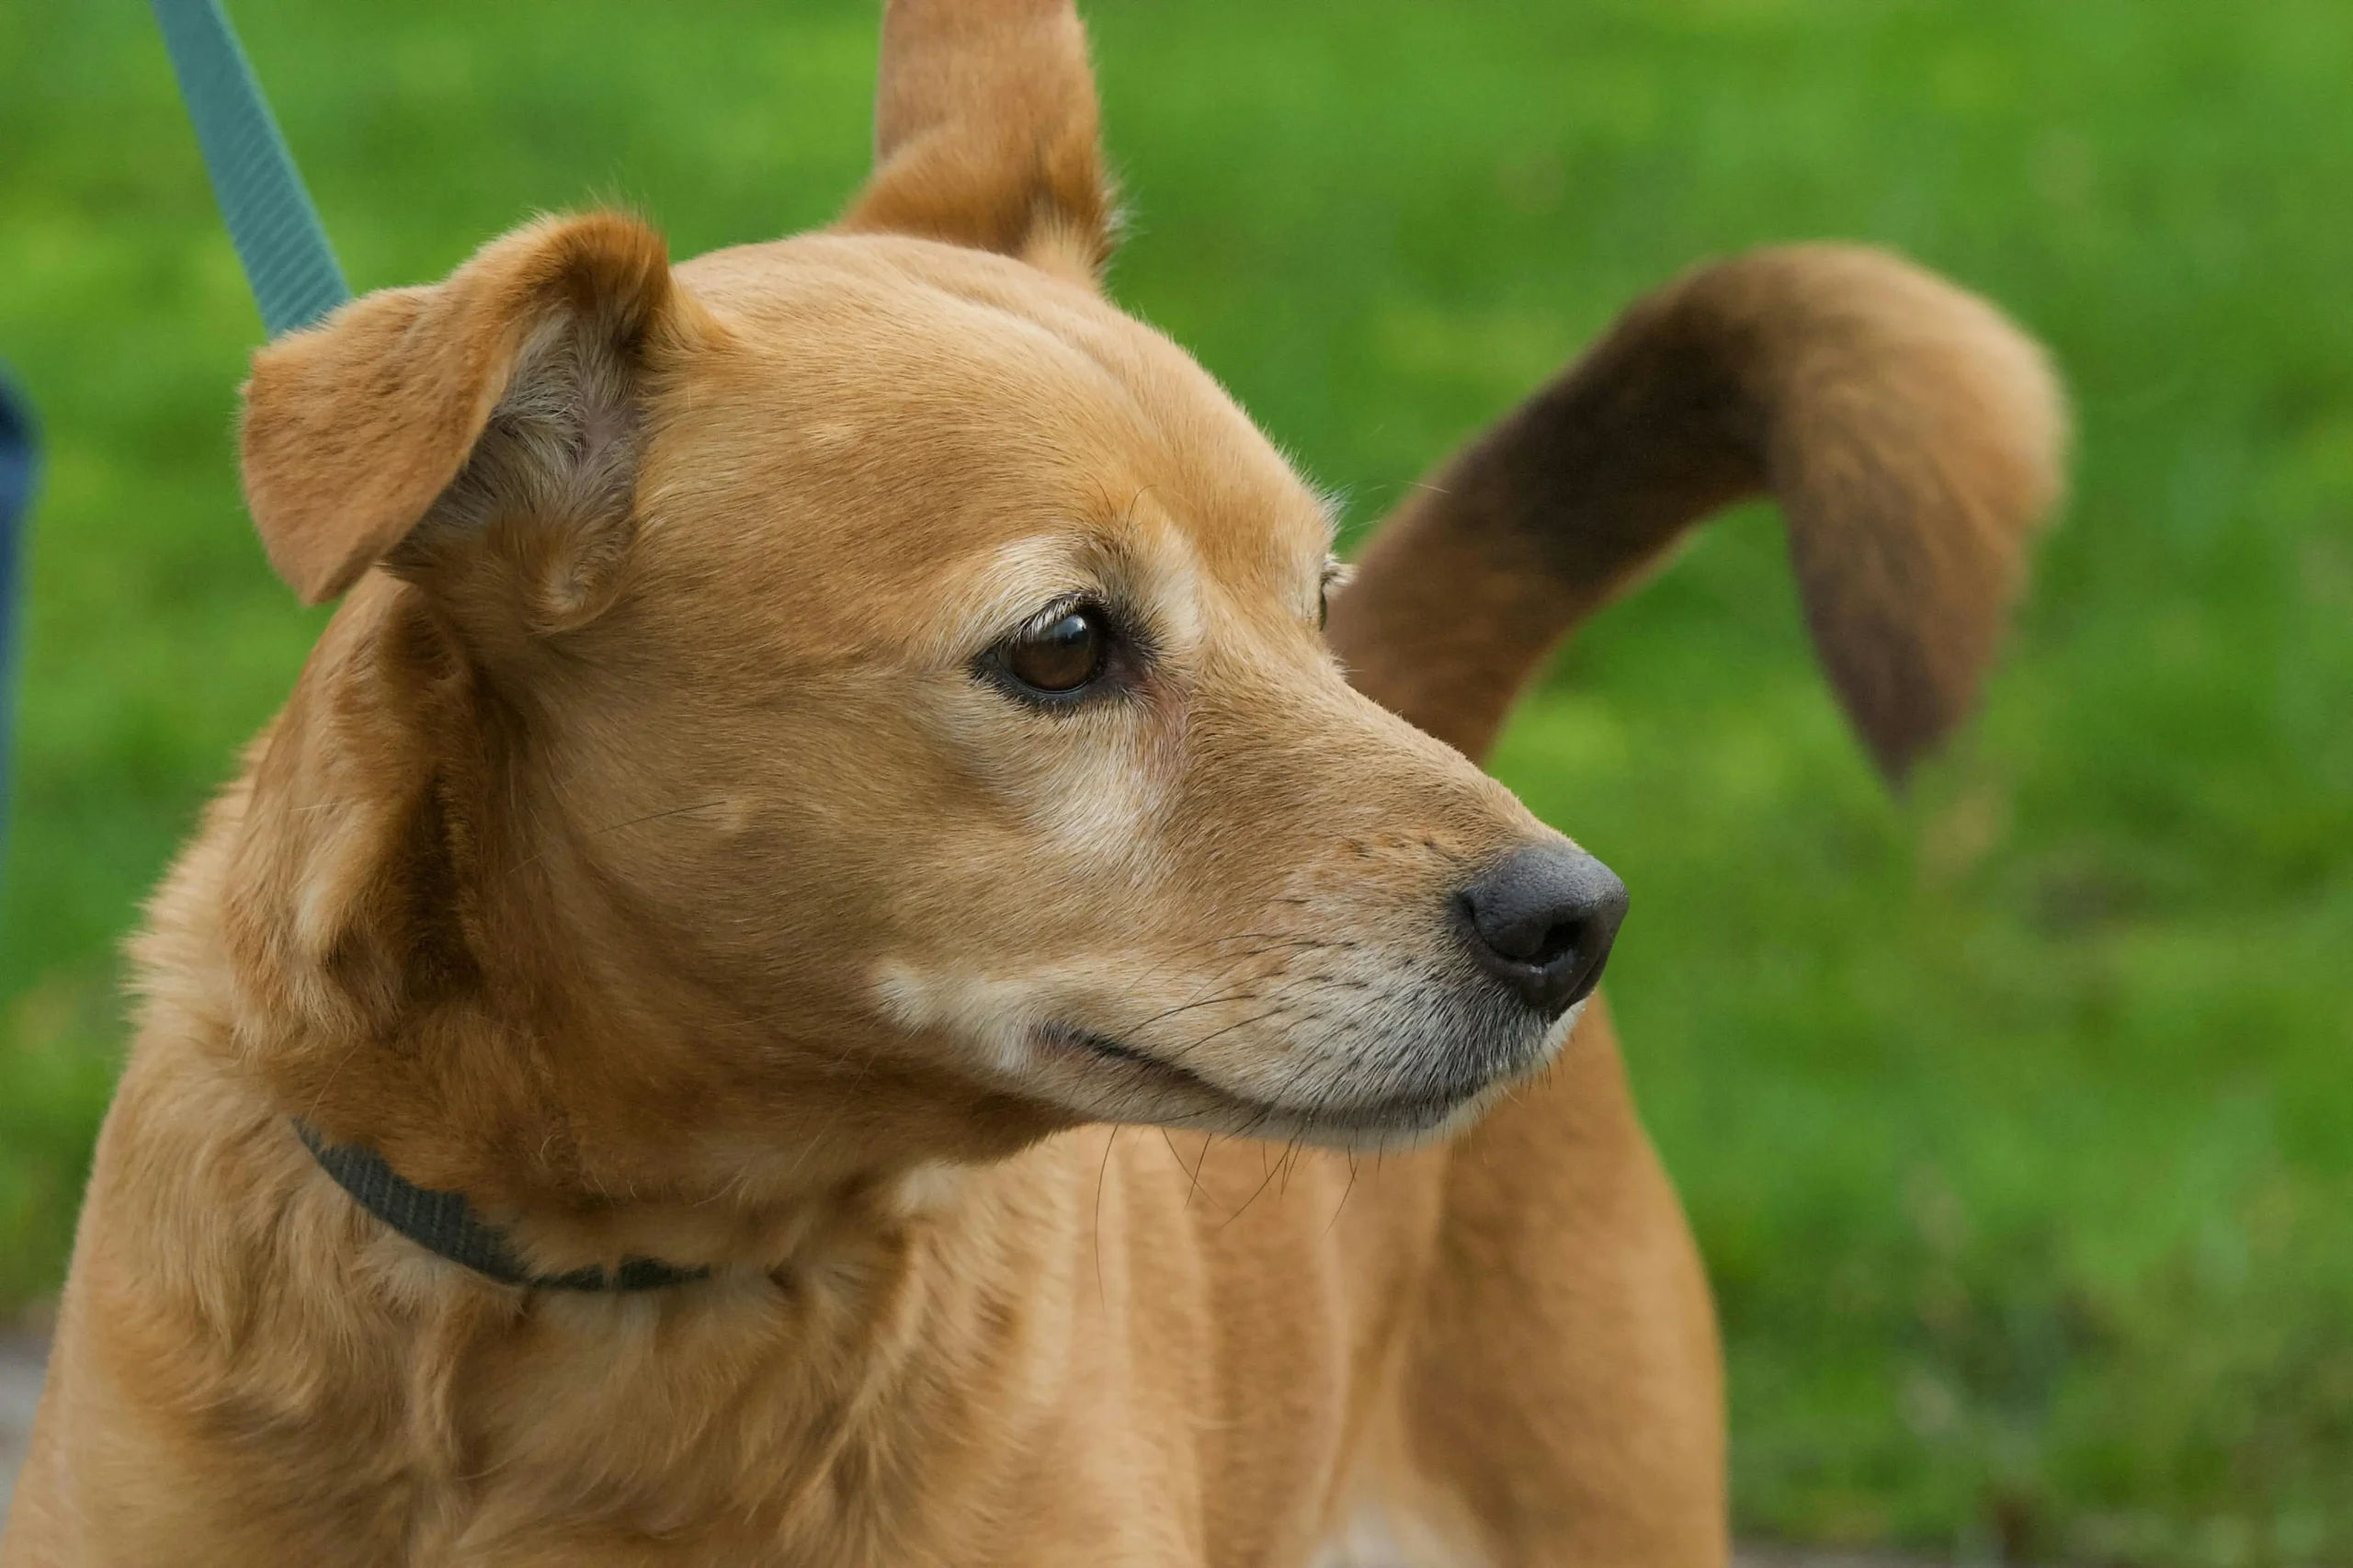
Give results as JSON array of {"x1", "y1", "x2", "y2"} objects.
[{"x1": 1021, "y1": 1001, "x2": 1584, "y2": 1153}]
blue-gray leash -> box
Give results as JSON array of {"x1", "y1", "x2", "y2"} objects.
[
  {"x1": 1, "y1": 9, "x2": 304, "y2": 934},
  {"x1": 150, "y1": 0, "x2": 350, "y2": 337},
  {"x1": 147, "y1": 4, "x2": 699, "y2": 1291}
]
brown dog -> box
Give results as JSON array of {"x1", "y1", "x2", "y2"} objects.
[{"x1": 1, "y1": 2, "x2": 2061, "y2": 1562}]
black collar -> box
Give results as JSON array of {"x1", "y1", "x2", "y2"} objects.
[{"x1": 294, "y1": 1121, "x2": 708, "y2": 1292}]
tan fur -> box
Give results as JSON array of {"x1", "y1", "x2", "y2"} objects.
[{"x1": 2, "y1": 3, "x2": 2063, "y2": 1563}]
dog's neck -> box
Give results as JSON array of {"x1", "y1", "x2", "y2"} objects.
[{"x1": 105, "y1": 1004, "x2": 1058, "y2": 1555}]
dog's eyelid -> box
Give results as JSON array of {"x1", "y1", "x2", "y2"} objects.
[
  {"x1": 1015, "y1": 591, "x2": 1094, "y2": 639},
  {"x1": 1005, "y1": 586, "x2": 1150, "y2": 649}
]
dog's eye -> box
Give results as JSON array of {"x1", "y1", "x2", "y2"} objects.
[{"x1": 1005, "y1": 606, "x2": 1108, "y2": 695}]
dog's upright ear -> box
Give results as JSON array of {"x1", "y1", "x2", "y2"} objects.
[
  {"x1": 240, "y1": 211, "x2": 699, "y2": 624},
  {"x1": 839, "y1": 0, "x2": 1117, "y2": 283}
]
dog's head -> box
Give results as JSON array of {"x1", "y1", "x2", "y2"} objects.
[{"x1": 219, "y1": 1, "x2": 1623, "y2": 1210}]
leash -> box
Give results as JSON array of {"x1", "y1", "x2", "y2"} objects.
[
  {"x1": 150, "y1": 0, "x2": 349, "y2": 337},
  {"x1": 151, "y1": 3, "x2": 699, "y2": 1292},
  {"x1": 5, "y1": 5, "x2": 341, "y2": 876}
]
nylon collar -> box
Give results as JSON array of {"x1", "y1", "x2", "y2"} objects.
[{"x1": 294, "y1": 1122, "x2": 708, "y2": 1292}]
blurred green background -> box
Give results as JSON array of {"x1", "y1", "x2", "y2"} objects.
[{"x1": 3, "y1": 0, "x2": 2349, "y2": 1559}]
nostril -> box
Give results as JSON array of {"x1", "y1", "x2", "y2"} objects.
[
  {"x1": 1456, "y1": 843, "x2": 1631, "y2": 1015},
  {"x1": 1519, "y1": 914, "x2": 1587, "y2": 970},
  {"x1": 1458, "y1": 894, "x2": 1586, "y2": 968}
]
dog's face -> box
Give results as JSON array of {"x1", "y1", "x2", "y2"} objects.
[
  {"x1": 570, "y1": 237, "x2": 1619, "y2": 1151},
  {"x1": 226, "y1": 8, "x2": 1624, "y2": 1189}
]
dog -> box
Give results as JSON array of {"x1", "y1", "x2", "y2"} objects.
[{"x1": 1, "y1": 1, "x2": 2061, "y2": 1562}]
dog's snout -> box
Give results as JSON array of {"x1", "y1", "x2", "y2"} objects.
[{"x1": 1455, "y1": 843, "x2": 1629, "y2": 1017}]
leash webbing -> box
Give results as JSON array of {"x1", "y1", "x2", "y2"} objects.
[
  {"x1": 150, "y1": 0, "x2": 351, "y2": 338},
  {"x1": 8, "y1": 4, "x2": 327, "y2": 889},
  {"x1": 142, "y1": 7, "x2": 693, "y2": 1292}
]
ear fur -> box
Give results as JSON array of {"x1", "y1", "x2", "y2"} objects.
[
  {"x1": 839, "y1": 0, "x2": 1117, "y2": 282},
  {"x1": 239, "y1": 211, "x2": 683, "y2": 612}
]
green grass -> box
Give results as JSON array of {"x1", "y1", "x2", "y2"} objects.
[{"x1": 4, "y1": 0, "x2": 2349, "y2": 1558}]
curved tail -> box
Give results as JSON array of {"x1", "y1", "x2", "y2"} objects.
[{"x1": 1325, "y1": 244, "x2": 2065, "y2": 779}]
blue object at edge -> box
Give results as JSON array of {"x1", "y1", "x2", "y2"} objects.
[
  {"x1": 0, "y1": 373, "x2": 37, "y2": 886},
  {"x1": 0, "y1": 2, "x2": 348, "y2": 896}
]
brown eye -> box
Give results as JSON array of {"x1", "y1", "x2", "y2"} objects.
[{"x1": 1005, "y1": 607, "x2": 1108, "y2": 695}]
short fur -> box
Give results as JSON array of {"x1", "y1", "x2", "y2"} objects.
[{"x1": 2, "y1": 2, "x2": 2062, "y2": 1563}]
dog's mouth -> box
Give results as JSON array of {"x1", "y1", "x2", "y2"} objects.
[{"x1": 1029, "y1": 1021, "x2": 1522, "y2": 1147}]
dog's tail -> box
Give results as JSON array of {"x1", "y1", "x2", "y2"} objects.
[{"x1": 1325, "y1": 244, "x2": 2064, "y2": 779}]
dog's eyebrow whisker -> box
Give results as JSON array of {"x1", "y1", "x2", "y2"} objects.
[{"x1": 1112, "y1": 479, "x2": 1162, "y2": 528}]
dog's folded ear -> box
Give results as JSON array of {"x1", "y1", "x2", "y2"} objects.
[
  {"x1": 839, "y1": 0, "x2": 1117, "y2": 283},
  {"x1": 240, "y1": 211, "x2": 697, "y2": 620}
]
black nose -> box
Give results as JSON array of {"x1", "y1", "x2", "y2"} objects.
[{"x1": 1455, "y1": 843, "x2": 1629, "y2": 1017}]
